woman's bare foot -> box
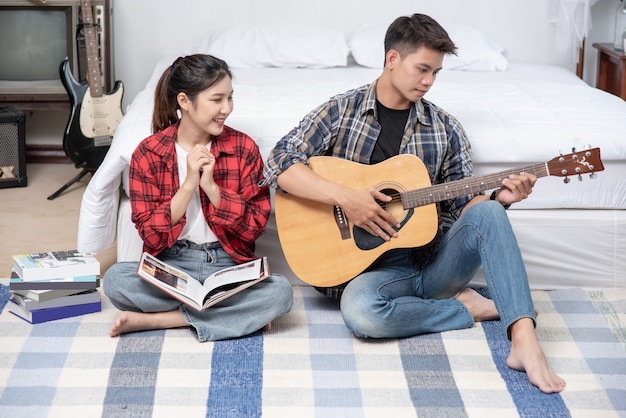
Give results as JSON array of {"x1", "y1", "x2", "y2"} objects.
[
  {"x1": 507, "y1": 318, "x2": 566, "y2": 393},
  {"x1": 109, "y1": 310, "x2": 188, "y2": 337},
  {"x1": 455, "y1": 288, "x2": 499, "y2": 322}
]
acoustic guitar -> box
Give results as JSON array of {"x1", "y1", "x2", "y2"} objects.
[
  {"x1": 275, "y1": 148, "x2": 604, "y2": 287},
  {"x1": 59, "y1": 0, "x2": 123, "y2": 170}
]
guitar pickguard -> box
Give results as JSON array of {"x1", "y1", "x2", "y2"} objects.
[
  {"x1": 353, "y1": 208, "x2": 414, "y2": 250},
  {"x1": 79, "y1": 87, "x2": 124, "y2": 144}
]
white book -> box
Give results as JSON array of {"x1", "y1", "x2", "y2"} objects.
[
  {"x1": 12, "y1": 250, "x2": 100, "y2": 281},
  {"x1": 137, "y1": 252, "x2": 269, "y2": 311}
]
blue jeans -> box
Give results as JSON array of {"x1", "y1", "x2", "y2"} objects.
[
  {"x1": 103, "y1": 240, "x2": 293, "y2": 341},
  {"x1": 340, "y1": 201, "x2": 535, "y2": 338}
]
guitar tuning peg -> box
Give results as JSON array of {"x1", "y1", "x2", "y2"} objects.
[
  {"x1": 571, "y1": 147, "x2": 577, "y2": 153},
  {"x1": 584, "y1": 144, "x2": 592, "y2": 150},
  {"x1": 578, "y1": 174, "x2": 582, "y2": 182},
  {"x1": 563, "y1": 177, "x2": 570, "y2": 184},
  {"x1": 590, "y1": 173, "x2": 597, "y2": 179}
]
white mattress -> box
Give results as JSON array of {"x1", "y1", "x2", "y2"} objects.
[
  {"x1": 228, "y1": 64, "x2": 626, "y2": 210},
  {"x1": 112, "y1": 63, "x2": 626, "y2": 210},
  {"x1": 228, "y1": 64, "x2": 615, "y2": 154}
]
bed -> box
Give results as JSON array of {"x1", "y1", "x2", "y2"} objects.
[{"x1": 77, "y1": 23, "x2": 626, "y2": 290}]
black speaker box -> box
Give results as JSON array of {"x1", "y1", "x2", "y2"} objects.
[{"x1": 0, "y1": 106, "x2": 27, "y2": 188}]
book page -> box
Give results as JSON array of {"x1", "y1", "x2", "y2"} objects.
[
  {"x1": 203, "y1": 258, "x2": 265, "y2": 294},
  {"x1": 137, "y1": 253, "x2": 207, "y2": 307}
]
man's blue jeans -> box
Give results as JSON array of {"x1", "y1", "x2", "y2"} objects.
[{"x1": 340, "y1": 201, "x2": 535, "y2": 339}]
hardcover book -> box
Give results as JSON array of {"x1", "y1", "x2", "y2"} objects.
[
  {"x1": 12, "y1": 250, "x2": 100, "y2": 281},
  {"x1": 10, "y1": 289, "x2": 101, "y2": 311},
  {"x1": 10, "y1": 287, "x2": 87, "y2": 303},
  {"x1": 8, "y1": 299, "x2": 102, "y2": 324},
  {"x1": 9, "y1": 271, "x2": 99, "y2": 291},
  {"x1": 137, "y1": 252, "x2": 269, "y2": 311}
]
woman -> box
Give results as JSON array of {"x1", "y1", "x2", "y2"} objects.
[{"x1": 103, "y1": 54, "x2": 293, "y2": 341}]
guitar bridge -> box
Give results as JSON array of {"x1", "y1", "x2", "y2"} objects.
[
  {"x1": 93, "y1": 136, "x2": 112, "y2": 147},
  {"x1": 333, "y1": 206, "x2": 351, "y2": 240}
]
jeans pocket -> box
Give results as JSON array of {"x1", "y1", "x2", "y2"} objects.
[{"x1": 159, "y1": 241, "x2": 187, "y2": 259}]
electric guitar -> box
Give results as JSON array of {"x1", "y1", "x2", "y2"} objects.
[
  {"x1": 59, "y1": 0, "x2": 123, "y2": 169},
  {"x1": 275, "y1": 148, "x2": 604, "y2": 287}
]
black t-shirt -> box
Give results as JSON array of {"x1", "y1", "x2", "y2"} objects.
[{"x1": 370, "y1": 100, "x2": 410, "y2": 164}]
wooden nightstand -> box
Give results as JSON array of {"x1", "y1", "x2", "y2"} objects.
[{"x1": 592, "y1": 43, "x2": 626, "y2": 101}]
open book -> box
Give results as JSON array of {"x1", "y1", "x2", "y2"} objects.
[{"x1": 137, "y1": 252, "x2": 269, "y2": 311}]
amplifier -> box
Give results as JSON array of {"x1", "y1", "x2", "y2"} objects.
[{"x1": 0, "y1": 106, "x2": 27, "y2": 188}]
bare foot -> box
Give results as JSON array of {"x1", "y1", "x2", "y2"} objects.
[
  {"x1": 263, "y1": 322, "x2": 272, "y2": 332},
  {"x1": 455, "y1": 288, "x2": 499, "y2": 322},
  {"x1": 507, "y1": 318, "x2": 566, "y2": 393},
  {"x1": 109, "y1": 310, "x2": 188, "y2": 337}
]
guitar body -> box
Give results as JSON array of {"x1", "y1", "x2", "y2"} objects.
[
  {"x1": 275, "y1": 149, "x2": 604, "y2": 287},
  {"x1": 275, "y1": 154, "x2": 439, "y2": 287},
  {"x1": 59, "y1": 58, "x2": 124, "y2": 169}
]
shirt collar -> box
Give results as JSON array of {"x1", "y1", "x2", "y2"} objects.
[
  {"x1": 151, "y1": 123, "x2": 236, "y2": 159},
  {"x1": 363, "y1": 80, "x2": 432, "y2": 127}
]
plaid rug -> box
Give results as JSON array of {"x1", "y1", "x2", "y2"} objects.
[{"x1": 0, "y1": 284, "x2": 624, "y2": 417}]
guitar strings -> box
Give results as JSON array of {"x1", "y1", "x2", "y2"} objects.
[{"x1": 374, "y1": 153, "x2": 597, "y2": 208}]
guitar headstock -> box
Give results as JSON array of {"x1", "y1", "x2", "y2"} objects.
[{"x1": 547, "y1": 147, "x2": 604, "y2": 180}]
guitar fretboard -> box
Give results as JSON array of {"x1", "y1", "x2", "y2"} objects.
[
  {"x1": 400, "y1": 162, "x2": 549, "y2": 209},
  {"x1": 81, "y1": 0, "x2": 104, "y2": 97}
]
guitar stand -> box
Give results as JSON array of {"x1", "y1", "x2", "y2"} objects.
[{"x1": 47, "y1": 166, "x2": 95, "y2": 200}]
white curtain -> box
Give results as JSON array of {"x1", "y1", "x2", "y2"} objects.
[{"x1": 547, "y1": 0, "x2": 602, "y2": 62}]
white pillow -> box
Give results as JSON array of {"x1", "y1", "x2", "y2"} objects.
[
  {"x1": 348, "y1": 24, "x2": 386, "y2": 69},
  {"x1": 444, "y1": 24, "x2": 508, "y2": 71},
  {"x1": 349, "y1": 23, "x2": 508, "y2": 71},
  {"x1": 206, "y1": 25, "x2": 349, "y2": 69}
]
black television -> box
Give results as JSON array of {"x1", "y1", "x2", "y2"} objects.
[{"x1": 0, "y1": 0, "x2": 112, "y2": 110}]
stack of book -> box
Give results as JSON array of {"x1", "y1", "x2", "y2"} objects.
[{"x1": 7, "y1": 250, "x2": 102, "y2": 324}]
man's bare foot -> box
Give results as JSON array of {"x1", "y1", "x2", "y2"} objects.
[
  {"x1": 455, "y1": 288, "x2": 499, "y2": 322},
  {"x1": 507, "y1": 318, "x2": 566, "y2": 394},
  {"x1": 109, "y1": 310, "x2": 188, "y2": 337}
]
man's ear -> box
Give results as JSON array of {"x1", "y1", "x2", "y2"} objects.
[{"x1": 386, "y1": 50, "x2": 400, "y2": 69}]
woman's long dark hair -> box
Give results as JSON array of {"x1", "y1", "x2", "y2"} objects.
[{"x1": 152, "y1": 54, "x2": 232, "y2": 133}]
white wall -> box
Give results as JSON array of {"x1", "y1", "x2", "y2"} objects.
[
  {"x1": 585, "y1": 0, "x2": 617, "y2": 83},
  {"x1": 28, "y1": 0, "x2": 616, "y2": 146}
]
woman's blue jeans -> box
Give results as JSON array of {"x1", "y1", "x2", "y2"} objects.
[
  {"x1": 340, "y1": 201, "x2": 535, "y2": 339},
  {"x1": 103, "y1": 241, "x2": 293, "y2": 341}
]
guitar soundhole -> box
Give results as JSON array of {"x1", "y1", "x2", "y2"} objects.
[{"x1": 379, "y1": 187, "x2": 406, "y2": 223}]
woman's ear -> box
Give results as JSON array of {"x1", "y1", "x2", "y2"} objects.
[{"x1": 177, "y1": 92, "x2": 190, "y2": 111}]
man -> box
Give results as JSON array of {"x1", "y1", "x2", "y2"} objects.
[{"x1": 262, "y1": 14, "x2": 565, "y2": 393}]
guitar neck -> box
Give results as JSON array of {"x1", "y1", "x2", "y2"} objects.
[
  {"x1": 401, "y1": 162, "x2": 549, "y2": 209},
  {"x1": 80, "y1": 0, "x2": 104, "y2": 97}
]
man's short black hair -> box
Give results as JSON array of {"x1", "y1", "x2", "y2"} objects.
[{"x1": 384, "y1": 14, "x2": 457, "y2": 62}]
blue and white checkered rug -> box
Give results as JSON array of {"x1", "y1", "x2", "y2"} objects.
[{"x1": 0, "y1": 284, "x2": 624, "y2": 417}]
